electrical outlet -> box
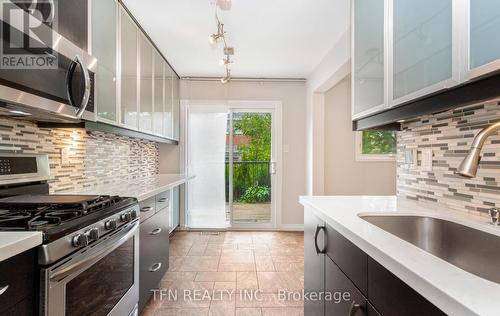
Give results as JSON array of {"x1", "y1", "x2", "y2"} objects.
[
  {"x1": 60, "y1": 148, "x2": 70, "y2": 166},
  {"x1": 421, "y1": 149, "x2": 433, "y2": 172},
  {"x1": 404, "y1": 149, "x2": 417, "y2": 169}
]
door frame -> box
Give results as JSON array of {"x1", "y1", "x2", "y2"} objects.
[
  {"x1": 182, "y1": 100, "x2": 283, "y2": 230},
  {"x1": 228, "y1": 101, "x2": 283, "y2": 230}
]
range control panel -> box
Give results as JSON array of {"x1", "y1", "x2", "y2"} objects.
[{"x1": 0, "y1": 157, "x2": 38, "y2": 175}]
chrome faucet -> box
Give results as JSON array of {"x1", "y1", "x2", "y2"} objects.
[
  {"x1": 490, "y1": 208, "x2": 499, "y2": 226},
  {"x1": 457, "y1": 122, "x2": 500, "y2": 178}
]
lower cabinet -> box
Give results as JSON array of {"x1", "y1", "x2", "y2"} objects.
[
  {"x1": 304, "y1": 211, "x2": 445, "y2": 316},
  {"x1": 0, "y1": 250, "x2": 35, "y2": 316},
  {"x1": 304, "y1": 208, "x2": 325, "y2": 316},
  {"x1": 139, "y1": 208, "x2": 170, "y2": 311}
]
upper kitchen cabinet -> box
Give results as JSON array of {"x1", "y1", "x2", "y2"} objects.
[
  {"x1": 92, "y1": 0, "x2": 117, "y2": 123},
  {"x1": 120, "y1": 8, "x2": 139, "y2": 129},
  {"x1": 468, "y1": 0, "x2": 500, "y2": 79},
  {"x1": 391, "y1": 0, "x2": 455, "y2": 104},
  {"x1": 352, "y1": 0, "x2": 386, "y2": 119},
  {"x1": 153, "y1": 51, "x2": 165, "y2": 136},
  {"x1": 163, "y1": 65, "x2": 174, "y2": 139},
  {"x1": 172, "y1": 73, "x2": 180, "y2": 140},
  {"x1": 139, "y1": 34, "x2": 154, "y2": 134}
]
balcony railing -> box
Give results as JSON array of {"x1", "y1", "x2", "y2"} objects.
[{"x1": 225, "y1": 161, "x2": 271, "y2": 203}]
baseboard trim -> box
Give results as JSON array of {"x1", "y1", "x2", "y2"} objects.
[{"x1": 276, "y1": 224, "x2": 304, "y2": 231}]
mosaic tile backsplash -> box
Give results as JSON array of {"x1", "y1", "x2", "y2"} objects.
[
  {"x1": 397, "y1": 99, "x2": 500, "y2": 216},
  {"x1": 0, "y1": 117, "x2": 159, "y2": 193}
]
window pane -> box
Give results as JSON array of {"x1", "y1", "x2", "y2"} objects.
[{"x1": 362, "y1": 131, "x2": 397, "y2": 155}]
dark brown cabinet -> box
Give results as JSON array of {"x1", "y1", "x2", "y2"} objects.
[
  {"x1": 325, "y1": 257, "x2": 366, "y2": 316},
  {"x1": 304, "y1": 211, "x2": 446, "y2": 316},
  {"x1": 0, "y1": 250, "x2": 35, "y2": 316},
  {"x1": 304, "y1": 211, "x2": 325, "y2": 316},
  {"x1": 368, "y1": 258, "x2": 445, "y2": 316}
]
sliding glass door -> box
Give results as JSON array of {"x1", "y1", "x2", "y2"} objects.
[
  {"x1": 227, "y1": 109, "x2": 275, "y2": 227},
  {"x1": 187, "y1": 103, "x2": 279, "y2": 229}
]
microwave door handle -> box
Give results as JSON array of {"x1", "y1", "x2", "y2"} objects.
[
  {"x1": 50, "y1": 221, "x2": 138, "y2": 282},
  {"x1": 66, "y1": 55, "x2": 91, "y2": 119}
]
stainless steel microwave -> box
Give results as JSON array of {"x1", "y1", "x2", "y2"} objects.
[{"x1": 0, "y1": 0, "x2": 96, "y2": 122}]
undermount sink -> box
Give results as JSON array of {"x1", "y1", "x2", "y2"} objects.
[{"x1": 359, "y1": 214, "x2": 500, "y2": 284}]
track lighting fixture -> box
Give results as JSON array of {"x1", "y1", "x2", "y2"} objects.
[
  {"x1": 220, "y1": 68, "x2": 231, "y2": 84},
  {"x1": 208, "y1": 21, "x2": 225, "y2": 45},
  {"x1": 219, "y1": 55, "x2": 232, "y2": 66},
  {"x1": 209, "y1": 3, "x2": 234, "y2": 83}
]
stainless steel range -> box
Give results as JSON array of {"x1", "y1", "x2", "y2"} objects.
[{"x1": 0, "y1": 154, "x2": 139, "y2": 316}]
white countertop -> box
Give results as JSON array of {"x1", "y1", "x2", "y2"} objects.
[
  {"x1": 59, "y1": 174, "x2": 194, "y2": 202},
  {"x1": 300, "y1": 195, "x2": 500, "y2": 316},
  {"x1": 0, "y1": 232, "x2": 42, "y2": 262}
]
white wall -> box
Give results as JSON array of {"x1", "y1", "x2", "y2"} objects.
[
  {"x1": 324, "y1": 78, "x2": 396, "y2": 195},
  {"x1": 180, "y1": 79, "x2": 307, "y2": 227},
  {"x1": 306, "y1": 29, "x2": 351, "y2": 195}
]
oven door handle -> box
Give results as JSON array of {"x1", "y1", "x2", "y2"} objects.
[{"x1": 49, "y1": 221, "x2": 139, "y2": 282}]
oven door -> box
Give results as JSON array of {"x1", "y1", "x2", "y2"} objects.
[{"x1": 41, "y1": 220, "x2": 139, "y2": 316}]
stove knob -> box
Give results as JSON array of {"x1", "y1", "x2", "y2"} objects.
[
  {"x1": 130, "y1": 209, "x2": 138, "y2": 220},
  {"x1": 105, "y1": 219, "x2": 117, "y2": 230},
  {"x1": 88, "y1": 228, "x2": 99, "y2": 241},
  {"x1": 72, "y1": 233, "x2": 89, "y2": 247},
  {"x1": 120, "y1": 212, "x2": 131, "y2": 222}
]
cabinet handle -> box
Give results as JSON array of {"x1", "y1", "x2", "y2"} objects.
[
  {"x1": 140, "y1": 206, "x2": 152, "y2": 212},
  {"x1": 314, "y1": 224, "x2": 326, "y2": 255},
  {"x1": 0, "y1": 285, "x2": 8, "y2": 296},
  {"x1": 150, "y1": 228, "x2": 162, "y2": 235},
  {"x1": 158, "y1": 198, "x2": 168, "y2": 202},
  {"x1": 149, "y1": 262, "x2": 162, "y2": 272},
  {"x1": 348, "y1": 301, "x2": 362, "y2": 316}
]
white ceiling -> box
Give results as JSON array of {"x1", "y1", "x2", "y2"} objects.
[{"x1": 122, "y1": 0, "x2": 350, "y2": 79}]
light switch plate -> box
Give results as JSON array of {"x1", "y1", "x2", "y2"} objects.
[
  {"x1": 404, "y1": 149, "x2": 417, "y2": 169},
  {"x1": 283, "y1": 144, "x2": 290, "y2": 153},
  {"x1": 421, "y1": 149, "x2": 433, "y2": 172}
]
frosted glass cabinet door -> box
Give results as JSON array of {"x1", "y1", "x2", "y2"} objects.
[
  {"x1": 93, "y1": 0, "x2": 117, "y2": 122},
  {"x1": 120, "y1": 9, "x2": 138, "y2": 128},
  {"x1": 163, "y1": 65, "x2": 173, "y2": 138},
  {"x1": 352, "y1": 0, "x2": 385, "y2": 117},
  {"x1": 172, "y1": 75, "x2": 180, "y2": 140},
  {"x1": 470, "y1": 1, "x2": 500, "y2": 70},
  {"x1": 392, "y1": 0, "x2": 452, "y2": 100},
  {"x1": 139, "y1": 35, "x2": 153, "y2": 133},
  {"x1": 153, "y1": 51, "x2": 164, "y2": 135}
]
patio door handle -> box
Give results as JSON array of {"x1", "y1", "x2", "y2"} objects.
[{"x1": 269, "y1": 162, "x2": 276, "y2": 174}]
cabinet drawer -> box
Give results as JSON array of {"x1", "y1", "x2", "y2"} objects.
[
  {"x1": 368, "y1": 258, "x2": 445, "y2": 316},
  {"x1": 139, "y1": 196, "x2": 156, "y2": 223},
  {"x1": 325, "y1": 257, "x2": 366, "y2": 316},
  {"x1": 155, "y1": 191, "x2": 170, "y2": 212},
  {"x1": 0, "y1": 250, "x2": 35, "y2": 315},
  {"x1": 326, "y1": 224, "x2": 368, "y2": 295},
  {"x1": 139, "y1": 210, "x2": 170, "y2": 311}
]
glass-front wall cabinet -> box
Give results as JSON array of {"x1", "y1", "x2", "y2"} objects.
[
  {"x1": 139, "y1": 34, "x2": 153, "y2": 133},
  {"x1": 95, "y1": 3, "x2": 180, "y2": 140},
  {"x1": 93, "y1": 0, "x2": 117, "y2": 122},
  {"x1": 120, "y1": 8, "x2": 138, "y2": 128},
  {"x1": 163, "y1": 65, "x2": 173, "y2": 138},
  {"x1": 153, "y1": 51, "x2": 164, "y2": 136},
  {"x1": 172, "y1": 75, "x2": 180, "y2": 139},
  {"x1": 470, "y1": 0, "x2": 500, "y2": 71},
  {"x1": 392, "y1": 0, "x2": 453, "y2": 101},
  {"x1": 352, "y1": 0, "x2": 385, "y2": 118}
]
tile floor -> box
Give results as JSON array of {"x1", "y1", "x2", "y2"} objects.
[{"x1": 141, "y1": 231, "x2": 304, "y2": 316}]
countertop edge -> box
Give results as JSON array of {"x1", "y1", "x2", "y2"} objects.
[
  {"x1": 299, "y1": 196, "x2": 480, "y2": 316},
  {"x1": 135, "y1": 174, "x2": 195, "y2": 201},
  {"x1": 0, "y1": 232, "x2": 43, "y2": 263}
]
